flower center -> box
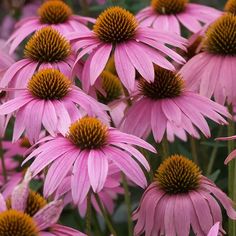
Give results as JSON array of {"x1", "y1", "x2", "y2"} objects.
[
  {"x1": 28, "y1": 69, "x2": 71, "y2": 100},
  {"x1": 67, "y1": 117, "x2": 108, "y2": 150},
  {"x1": 225, "y1": 0, "x2": 236, "y2": 15},
  {"x1": 155, "y1": 155, "x2": 201, "y2": 194},
  {"x1": 38, "y1": 0, "x2": 72, "y2": 24},
  {"x1": 24, "y1": 26, "x2": 71, "y2": 62},
  {"x1": 97, "y1": 71, "x2": 123, "y2": 104},
  {"x1": 7, "y1": 191, "x2": 47, "y2": 217},
  {"x1": 93, "y1": 6, "x2": 138, "y2": 44},
  {"x1": 138, "y1": 67, "x2": 184, "y2": 100},
  {"x1": 151, "y1": 0, "x2": 188, "y2": 14},
  {"x1": 203, "y1": 14, "x2": 236, "y2": 55},
  {"x1": 0, "y1": 210, "x2": 38, "y2": 236}
]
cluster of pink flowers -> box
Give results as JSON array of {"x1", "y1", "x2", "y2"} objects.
[{"x1": 1, "y1": 0, "x2": 236, "y2": 235}]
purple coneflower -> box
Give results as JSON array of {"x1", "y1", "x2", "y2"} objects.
[
  {"x1": 121, "y1": 66, "x2": 230, "y2": 142},
  {"x1": 136, "y1": 0, "x2": 221, "y2": 34},
  {"x1": 68, "y1": 6, "x2": 187, "y2": 91},
  {"x1": 133, "y1": 155, "x2": 236, "y2": 236},
  {"x1": 1, "y1": 26, "x2": 75, "y2": 90},
  {"x1": 7, "y1": 0, "x2": 95, "y2": 53},
  {"x1": 23, "y1": 116, "x2": 156, "y2": 204},
  {"x1": 0, "y1": 68, "x2": 108, "y2": 143},
  {"x1": 0, "y1": 171, "x2": 86, "y2": 236},
  {"x1": 181, "y1": 13, "x2": 236, "y2": 105}
]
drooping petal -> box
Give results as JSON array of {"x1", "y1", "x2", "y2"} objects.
[
  {"x1": 33, "y1": 200, "x2": 63, "y2": 230},
  {"x1": 88, "y1": 149, "x2": 109, "y2": 192}
]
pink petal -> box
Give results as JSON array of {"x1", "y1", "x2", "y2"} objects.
[
  {"x1": 0, "y1": 194, "x2": 6, "y2": 212},
  {"x1": 42, "y1": 100, "x2": 57, "y2": 136},
  {"x1": 124, "y1": 41, "x2": 154, "y2": 82},
  {"x1": 88, "y1": 149, "x2": 108, "y2": 192},
  {"x1": 105, "y1": 146, "x2": 147, "y2": 188},
  {"x1": 151, "y1": 102, "x2": 167, "y2": 142},
  {"x1": 72, "y1": 151, "x2": 90, "y2": 204},
  {"x1": 207, "y1": 222, "x2": 220, "y2": 236},
  {"x1": 43, "y1": 150, "x2": 78, "y2": 197},
  {"x1": 90, "y1": 44, "x2": 112, "y2": 85},
  {"x1": 114, "y1": 43, "x2": 135, "y2": 91},
  {"x1": 33, "y1": 200, "x2": 63, "y2": 230},
  {"x1": 177, "y1": 12, "x2": 202, "y2": 33}
]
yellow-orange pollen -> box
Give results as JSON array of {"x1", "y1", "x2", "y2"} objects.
[
  {"x1": 93, "y1": 6, "x2": 138, "y2": 44},
  {"x1": 67, "y1": 117, "x2": 108, "y2": 149},
  {"x1": 96, "y1": 71, "x2": 123, "y2": 104},
  {"x1": 203, "y1": 14, "x2": 236, "y2": 55},
  {"x1": 225, "y1": 0, "x2": 236, "y2": 15},
  {"x1": 28, "y1": 69, "x2": 71, "y2": 100},
  {"x1": 38, "y1": 0, "x2": 72, "y2": 24},
  {"x1": 7, "y1": 191, "x2": 47, "y2": 217},
  {"x1": 0, "y1": 210, "x2": 38, "y2": 236},
  {"x1": 151, "y1": 0, "x2": 188, "y2": 14},
  {"x1": 138, "y1": 66, "x2": 184, "y2": 100},
  {"x1": 24, "y1": 26, "x2": 71, "y2": 62},
  {"x1": 155, "y1": 155, "x2": 201, "y2": 194}
]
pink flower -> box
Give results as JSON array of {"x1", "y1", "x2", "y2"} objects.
[
  {"x1": 121, "y1": 66, "x2": 230, "y2": 142},
  {"x1": 133, "y1": 155, "x2": 236, "y2": 236},
  {"x1": 0, "y1": 171, "x2": 86, "y2": 236},
  {"x1": 23, "y1": 116, "x2": 156, "y2": 204},
  {"x1": 55, "y1": 163, "x2": 123, "y2": 217},
  {"x1": 136, "y1": 0, "x2": 221, "y2": 34},
  {"x1": 0, "y1": 26, "x2": 75, "y2": 90},
  {"x1": 0, "y1": 68, "x2": 108, "y2": 143},
  {"x1": 180, "y1": 13, "x2": 236, "y2": 105},
  {"x1": 68, "y1": 6, "x2": 187, "y2": 91},
  {"x1": 6, "y1": 0, "x2": 95, "y2": 53}
]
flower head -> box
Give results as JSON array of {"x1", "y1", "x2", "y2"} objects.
[
  {"x1": 133, "y1": 155, "x2": 236, "y2": 235},
  {"x1": 0, "y1": 69, "x2": 108, "y2": 143},
  {"x1": 0, "y1": 171, "x2": 85, "y2": 236},
  {"x1": 24, "y1": 27, "x2": 71, "y2": 62},
  {"x1": 93, "y1": 6, "x2": 138, "y2": 44},
  {"x1": 136, "y1": 0, "x2": 221, "y2": 34},
  {"x1": 1, "y1": 27, "x2": 75, "y2": 90},
  {"x1": 181, "y1": 13, "x2": 236, "y2": 105},
  {"x1": 6, "y1": 0, "x2": 95, "y2": 53},
  {"x1": 38, "y1": 0, "x2": 72, "y2": 24},
  {"x1": 68, "y1": 6, "x2": 187, "y2": 91},
  {"x1": 121, "y1": 66, "x2": 230, "y2": 142},
  {"x1": 23, "y1": 116, "x2": 156, "y2": 204},
  {"x1": 225, "y1": 0, "x2": 236, "y2": 15}
]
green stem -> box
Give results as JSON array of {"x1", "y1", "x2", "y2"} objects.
[
  {"x1": 86, "y1": 192, "x2": 92, "y2": 236},
  {"x1": 228, "y1": 106, "x2": 236, "y2": 236},
  {"x1": 95, "y1": 194, "x2": 117, "y2": 236},
  {"x1": 92, "y1": 208, "x2": 103, "y2": 236},
  {"x1": 122, "y1": 173, "x2": 133, "y2": 236},
  {"x1": 206, "y1": 126, "x2": 223, "y2": 175},
  {"x1": 0, "y1": 140, "x2": 7, "y2": 183},
  {"x1": 161, "y1": 137, "x2": 169, "y2": 160},
  {"x1": 190, "y1": 137, "x2": 198, "y2": 165}
]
